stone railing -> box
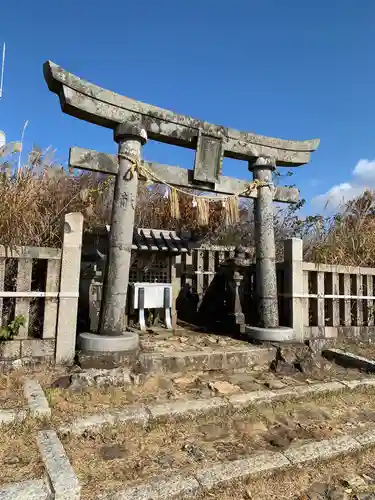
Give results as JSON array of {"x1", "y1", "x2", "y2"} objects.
[
  {"x1": 280, "y1": 238, "x2": 375, "y2": 341},
  {"x1": 0, "y1": 213, "x2": 83, "y2": 364}
]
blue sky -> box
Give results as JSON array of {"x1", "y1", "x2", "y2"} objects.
[{"x1": 1, "y1": 0, "x2": 374, "y2": 215}]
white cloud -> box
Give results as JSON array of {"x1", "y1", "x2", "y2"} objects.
[
  {"x1": 353, "y1": 159, "x2": 375, "y2": 183},
  {"x1": 311, "y1": 158, "x2": 375, "y2": 211}
]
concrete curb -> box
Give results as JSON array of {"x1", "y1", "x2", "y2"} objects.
[
  {"x1": 96, "y1": 430, "x2": 375, "y2": 499},
  {"x1": 0, "y1": 379, "x2": 51, "y2": 426},
  {"x1": 323, "y1": 348, "x2": 375, "y2": 372},
  {"x1": 37, "y1": 430, "x2": 80, "y2": 500},
  {"x1": 0, "y1": 409, "x2": 27, "y2": 425},
  {"x1": 24, "y1": 379, "x2": 51, "y2": 419},
  {"x1": 97, "y1": 475, "x2": 200, "y2": 500},
  {"x1": 0, "y1": 478, "x2": 52, "y2": 500},
  {"x1": 58, "y1": 377, "x2": 375, "y2": 436}
]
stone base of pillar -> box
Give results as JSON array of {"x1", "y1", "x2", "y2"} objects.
[
  {"x1": 245, "y1": 325, "x2": 294, "y2": 342},
  {"x1": 78, "y1": 331, "x2": 139, "y2": 353}
]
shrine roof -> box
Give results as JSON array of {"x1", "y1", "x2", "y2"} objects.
[{"x1": 86, "y1": 226, "x2": 193, "y2": 253}]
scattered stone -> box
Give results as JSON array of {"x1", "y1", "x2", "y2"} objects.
[
  {"x1": 233, "y1": 420, "x2": 268, "y2": 437},
  {"x1": 50, "y1": 375, "x2": 71, "y2": 389},
  {"x1": 271, "y1": 360, "x2": 297, "y2": 375},
  {"x1": 182, "y1": 442, "x2": 205, "y2": 461},
  {"x1": 135, "y1": 375, "x2": 162, "y2": 392},
  {"x1": 327, "y1": 486, "x2": 350, "y2": 500},
  {"x1": 266, "y1": 424, "x2": 296, "y2": 450},
  {"x1": 204, "y1": 337, "x2": 219, "y2": 346},
  {"x1": 100, "y1": 444, "x2": 128, "y2": 460},
  {"x1": 173, "y1": 374, "x2": 199, "y2": 386},
  {"x1": 304, "y1": 482, "x2": 328, "y2": 499},
  {"x1": 217, "y1": 339, "x2": 228, "y2": 347},
  {"x1": 199, "y1": 423, "x2": 230, "y2": 441},
  {"x1": 70, "y1": 368, "x2": 131, "y2": 389},
  {"x1": 178, "y1": 336, "x2": 189, "y2": 343},
  {"x1": 264, "y1": 379, "x2": 286, "y2": 390},
  {"x1": 227, "y1": 373, "x2": 262, "y2": 392},
  {"x1": 129, "y1": 372, "x2": 146, "y2": 386},
  {"x1": 208, "y1": 380, "x2": 241, "y2": 395},
  {"x1": 341, "y1": 475, "x2": 368, "y2": 491},
  {"x1": 155, "y1": 454, "x2": 174, "y2": 468}
]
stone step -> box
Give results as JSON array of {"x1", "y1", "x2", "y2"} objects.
[
  {"x1": 60, "y1": 428, "x2": 375, "y2": 500},
  {"x1": 57, "y1": 380, "x2": 375, "y2": 499},
  {"x1": 138, "y1": 345, "x2": 276, "y2": 374},
  {"x1": 58, "y1": 377, "x2": 375, "y2": 436}
]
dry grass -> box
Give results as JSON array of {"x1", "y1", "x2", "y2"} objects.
[
  {"x1": 60, "y1": 387, "x2": 375, "y2": 499},
  {"x1": 0, "y1": 418, "x2": 45, "y2": 485},
  {"x1": 3, "y1": 145, "x2": 375, "y2": 262},
  {"x1": 0, "y1": 374, "x2": 25, "y2": 409},
  {"x1": 198, "y1": 448, "x2": 375, "y2": 499},
  {"x1": 46, "y1": 373, "x2": 207, "y2": 424},
  {"x1": 303, "y1": 190, "x2": 375, "y2": 266},
  {"x1": 0, "y1": 364, "x2": 68, "y2": 410}
]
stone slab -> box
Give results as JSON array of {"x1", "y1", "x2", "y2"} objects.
[
  {"x1": 24, "y1": 379, "x2": 51, "y2": 419},
  {"x1": 77, "y1": 350, "x2": 138, "y2": 369},
  {"x1": 341, "y1": 377, "x2": 375, "y2": 390},
  {"x1": 195, "y1": 451, "x2": 290, "y2": 490},
  {"x1": 0, "y1": 409, "x2": 27, "y2": 424},
  {"x1": 98, "y1": 475, "x2": 200, "y2": 500},
  {"x1": 283, "y1": 435, "x2": 361, "y2": 465},
  {"x1": 149, "y1": 398, "x2": 228, "y2": 421},
  {"x1": 78, "y1": 331, "x2": 139, "y2": 353},
  {"x1": 323, "y1": 348, "x2": 375, "y2": 372},
  {"x1": 0, "y1": 479, "x2": 52, "y2": 500},
  {"x1": 228, "y1": 390, "x2": 277, "y2": 409},
  {"x1": 139, "y1": 347, "x2": 274, "y2": 374},
  {"x1": 294, "y1": 381, "x2": 345, "y2": 396},
  {"x1": 59, "y1": 406, "x2": 150, "y2": 436},
  {"x1": 37, "y1": 430, "x2": 80, "y2": 500},
  {"x1": 355, "y1": 429, "x2": 375, "y2": 447},
  {"x1": 70, "y1": 367, "x2": 132, "y2": 388}
]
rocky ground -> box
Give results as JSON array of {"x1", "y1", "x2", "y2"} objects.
[{"x1": 2, "y1": 329, "x2": 375, "y2": 499}]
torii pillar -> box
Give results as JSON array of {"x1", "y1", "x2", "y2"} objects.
[{"x1": 246, "y1": 156, "x2": 294, "y2": 341}]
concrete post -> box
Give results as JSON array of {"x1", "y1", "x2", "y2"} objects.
[
  {"x1": 99, "y1": 122, "x2": 147, "y2": 336},
  {"x1": 250, "y1": 156, "x2": 279, "y2": 329},
  {"x1": 55, "y1": 212, "x2": 83, "y2": 364},
  {"x1": 284, "y1": 238, "x2": 304, "y2": 341}
]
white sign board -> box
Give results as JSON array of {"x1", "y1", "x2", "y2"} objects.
[{"x1": 132, "y1": 282, "x2": 172, "y2": 309}]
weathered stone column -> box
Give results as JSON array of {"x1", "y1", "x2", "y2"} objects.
[
  {"x1": 78, "y1": 122, "x2": 147, "y2": 358},
  {"x1": 246, "y1": 156, "x2": 293, "y2": 341},
  {"x1": 99, "y1": 122, "x2": 147, "y2": 335},
  {"x1": 251, "y1": 156, "x2": 279, "y2": 328}
]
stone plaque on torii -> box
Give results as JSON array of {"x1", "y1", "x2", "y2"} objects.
[{"x1": 44, "y1": 60, "x2": 319, "y2": 352}]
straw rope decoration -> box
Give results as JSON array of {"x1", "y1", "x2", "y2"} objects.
[{"x1": 119, "y1": 153, "x2": 275, "y2": 226}]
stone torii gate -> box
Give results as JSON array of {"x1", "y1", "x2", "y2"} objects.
[{"x1": 44, "y1": 60, "x2": 319, "y2": 353}]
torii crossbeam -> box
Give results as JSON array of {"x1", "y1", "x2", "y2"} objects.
[
  {"x1": 44, "y1": 60, "x2": 319, "y2": 354},
  {"x1": 69, "y1": 146, "x2": 300, "y2": 203}
]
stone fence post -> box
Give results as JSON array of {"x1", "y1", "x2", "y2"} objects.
[
  {"x1": 55, "y1": 212, "x2": 84, "y2": 364},
  {"x1": 283, "y1": 238, "x2": 304, "y2": 342}
]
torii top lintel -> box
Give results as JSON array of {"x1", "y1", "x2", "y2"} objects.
[{"x1": 44, "y1": 61, "x2": 320, "y2": 172}]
